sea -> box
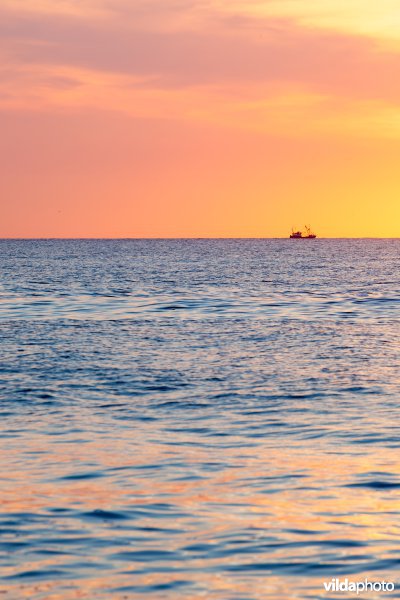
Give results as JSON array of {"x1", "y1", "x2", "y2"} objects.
[{"x1": 0, "y1": 239, "x2": 399, "y2": 600}]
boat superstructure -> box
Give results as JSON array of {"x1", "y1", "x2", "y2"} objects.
[{"x1": 290, "y1": 225, "x2": 317, "y2": 239}]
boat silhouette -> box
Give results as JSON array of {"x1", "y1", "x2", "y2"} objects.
[{"x1": 290, "y1": 225, "x2": 317, "y2": 239}]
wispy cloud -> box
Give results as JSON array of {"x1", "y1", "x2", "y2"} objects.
[{"x1": 1, "y1": 2, "x2": 399, "y2": 100}]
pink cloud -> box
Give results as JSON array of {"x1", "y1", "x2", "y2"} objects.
[{"x1": 0, "y1": 4, "x2": 399, "y2": 103}]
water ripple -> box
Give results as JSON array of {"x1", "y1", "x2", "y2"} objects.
[{"x1": 1, "y1": 239, "x2": 400, "y2": 599}]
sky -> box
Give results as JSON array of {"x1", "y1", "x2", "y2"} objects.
[{"x1": 1, "y1": 0, "x2": 400, "y2": 237}]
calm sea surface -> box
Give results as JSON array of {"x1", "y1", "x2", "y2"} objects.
[{"x1": 0, "y1": 239, "x2": 399, "y2": 600}]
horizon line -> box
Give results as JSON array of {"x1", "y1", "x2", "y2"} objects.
[{"x1": 1, "y1": 236, "x2": 400, "y2": 241}]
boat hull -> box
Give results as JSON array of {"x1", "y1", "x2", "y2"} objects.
[{"x1": 289, "y1": 235, "x2": 317, "y2": 239}]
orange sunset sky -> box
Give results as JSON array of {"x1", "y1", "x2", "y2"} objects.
[{"x1": 1, "y1": 0, "x2": 399, "y2": 238}]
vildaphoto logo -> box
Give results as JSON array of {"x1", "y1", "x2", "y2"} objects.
[{"x1": 323, "y1": 578, "x2": 395, "y2": 595}]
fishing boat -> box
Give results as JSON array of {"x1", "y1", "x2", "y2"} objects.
[{"x1": 290, "y1": 225, "x2": 317, "y2": 239}]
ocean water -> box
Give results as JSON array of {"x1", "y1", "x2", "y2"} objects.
[{"x1": 0, "y1": 239, "x2": 399, "y2": 600}]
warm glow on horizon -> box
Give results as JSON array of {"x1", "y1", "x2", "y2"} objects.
[{"x1": 1, "y1": 0, "x2": 399, "y2": 237}]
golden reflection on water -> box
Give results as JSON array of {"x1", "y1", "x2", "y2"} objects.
[{"x1": 2, "y1": 410, "x2": 400, "y2": 599}]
